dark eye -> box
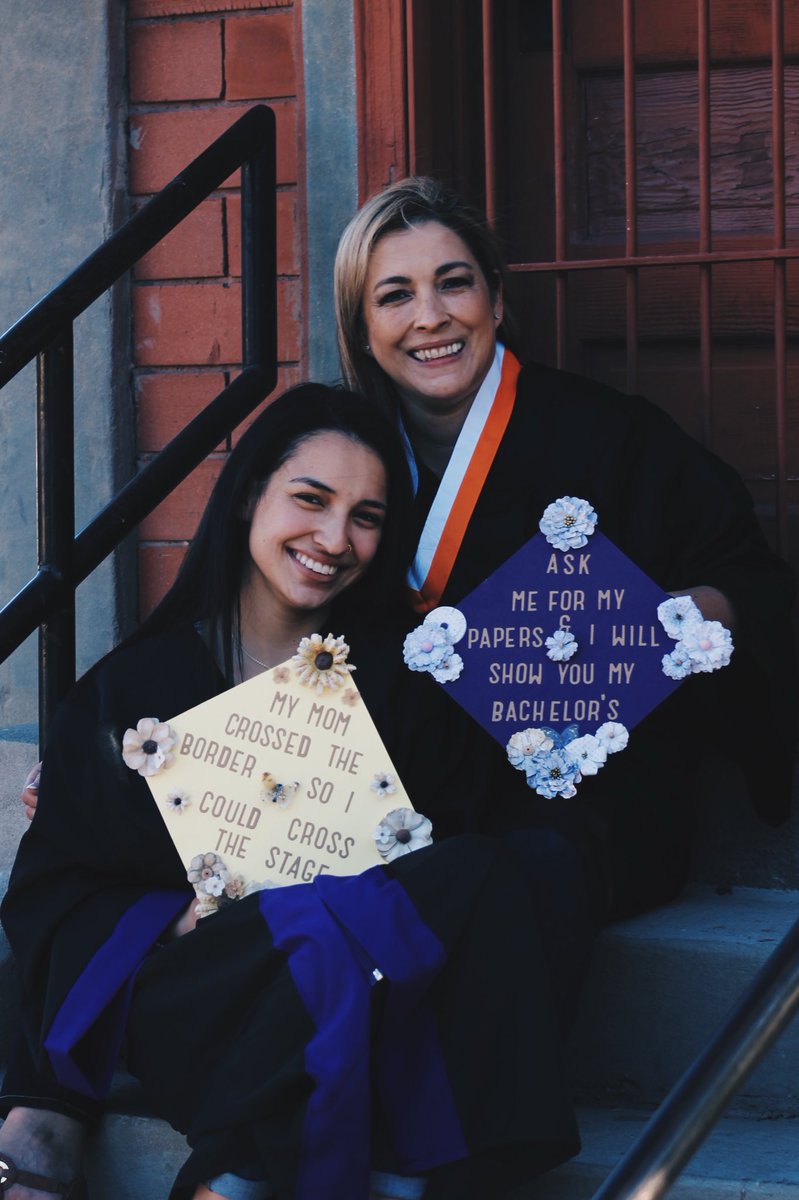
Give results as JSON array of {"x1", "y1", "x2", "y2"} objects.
[
  {"x1": 440, "y1": 274, "x2": 474, "y2": 291},
  {"x1": 354, "y1": 509, "x2": 384, "y2": 528},
  {"x1": 377, "y1": 288, "x2": 411, "y2": 306},
  {"x1": 294, "y1": 492, "x2": 324, "y2": 507}
]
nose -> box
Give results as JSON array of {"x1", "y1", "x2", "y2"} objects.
[
  {"x1": 413, "y1": 287, "x2": 449, "y2": 331},
  {"x1": 312, "y1": 511, "x2": 351, "y2": 556}
]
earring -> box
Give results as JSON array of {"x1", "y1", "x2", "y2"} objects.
[
  {"x1": 493, "y1": 310, "x2": 501, "y2": 320},
  {"x1": 347, "y1": 542, "x2": 353, "y2": 553},
  {"x1": 364, "y1": 344, "x2": 372, "y2": 354}
]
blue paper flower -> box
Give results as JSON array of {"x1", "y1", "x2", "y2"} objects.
[
  {"x1": 431, "y1": 652, "x2": 464, "y2": 683},
  {"x1": 539, "y1": 496, "x2": 598, "y2": 551},
  {"x1": 657, "y1": 595, "x2": 703, "y2": 639},
  {"x1": 662, "y1": 647, "x2": 692, "y2": 680},
  {"x1": 526, "y1": 748, "x2": 580, "y2": 799},
  {"x1": 545, "y1": 628, "x2": 578, "y2": 661}
]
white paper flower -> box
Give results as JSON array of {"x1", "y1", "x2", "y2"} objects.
[
  {"x1": 565, "y1": 734, "x2": 607, "y2": 777},
  {"x1": 678, "y1": 620, "x2": 734, "y2": 673},
  {"x1": 539, "y1": 496, "x2": 598, "y2": 550},
  {"x1": 506, "y1": 728, "x2": 555, "y2": 773},
  {"x1": 292, "y1": 633, "x2": 354, "y2": 692},
  {"x1": 370, "y1": 772, "x2": 397, "y2": 797},
  {"x1": 595, "y1": 722, "x2": 629, "y2": 754},
  {"x1": 403, "y1": 624, "x2": 454, "y2": 672},
  {"x1": 374, "y1": 808, "x2": 433, "y2": 862},
  {"x1": 657, "y1": 595, "x2": 704, "y2": 639},
  {"x1": 545, "y1": 628, "x2": 578, "y2": 662},
  {"x1": 204, "y1": 874, "x2": 226, "y2": 897},
  {"x1": 431, "y1": 652, "x2": 464, "y2": 683},
  {"x1": 424, "y1": 606, "x2": 467, "y2": 644},
  {"x1": 662, "y1": 647, "x2": 692, "y2": 680},
  {"x1": 165, "y1": 790, "x2": 191, "y2": 814},
  {"x1": 122, "y1": 717, "x2": 176, "y2": 777}
]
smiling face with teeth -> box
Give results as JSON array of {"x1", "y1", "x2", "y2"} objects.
[
  {"x1": 243, "y1": 431, "x2": 388, "y2": 628},
  {"x1": 362, "y1": 220, "x2": 502, "y2": 433}
]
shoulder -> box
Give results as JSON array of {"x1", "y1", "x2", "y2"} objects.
[
  {"x1": 516, "y1": 360, "x2": 668, "y2": 432},
  {"x1": 48, "y1": 626, "x2": 219, "y2": 746}
]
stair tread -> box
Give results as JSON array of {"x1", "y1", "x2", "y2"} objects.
[{"x1": 523, "y1": 1107, "x2": 799, "y2": 1199}]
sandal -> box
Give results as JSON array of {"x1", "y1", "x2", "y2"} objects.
[{"x1": 0, "y1": 1155, "x2": 87, "y2": 1198}]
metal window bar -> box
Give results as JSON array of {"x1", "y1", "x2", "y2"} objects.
[
  {"x1": 698, "y1": 0, "x2": 714, "y2": 446},
  {"x1": 622, "y1": 0, "x2": 639, "y2": 394},
  {"x1": 772, "y1": 0, "x2": 789, "y2": 552},
  {"x1": 499, "y1": 1, "x2": 793, "y2": 560},
  {"x1": 552, "y1": 0, "x2": 568, "y2": 369},
  {"x1": 0, "y1": 104, "x2": 277, "y2": 747},
  {"x1": 482, "y1": 0, "x2": 497, "y2": 227}
]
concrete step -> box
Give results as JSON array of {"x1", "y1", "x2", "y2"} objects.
[
  {"x1": 515, "y1": 1107, "x2": 799, "y2": 1199},
  {"x1": 86, "y1": 1107, "x2": 799, "y2": 1200},
  {"x1": 569, "y1": 886, "x2": 799, "y2": 1112},
  {"x1": 85, "y1": 1108, "x2": 187, "y2": 1199},
  {"x1": 0, "y1": 884, "x2": 797, "y2": 1195}
]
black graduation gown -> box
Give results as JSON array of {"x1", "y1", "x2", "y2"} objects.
[
  {"x1": 1, "y1": 625, "x2": 590, "y2": 1200},
  {"x1": 409, "y1": 361, "x2": 797, "y2": 916}
]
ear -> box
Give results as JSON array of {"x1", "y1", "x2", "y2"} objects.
[
  {"x1": 491, "y1": 276, "x2": 504, "y2": 325},
  {"x1": 240, "y1": 483, "x2": 260, "y2": 522}
]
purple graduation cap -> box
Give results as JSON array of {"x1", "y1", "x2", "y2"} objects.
[{"x1": 403, "y1": 498, "x2": 733, "y2": 798}]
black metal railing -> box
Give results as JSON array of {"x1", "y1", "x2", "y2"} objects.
[
  {"x1": 591, "y1": 911, "x2": 799, "y2": 1199},
  {"x1": 0, "y1": 104, "x2": 277, "y2": 747}
]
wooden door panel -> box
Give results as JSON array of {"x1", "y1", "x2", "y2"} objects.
[
  {"x1": 570, "y1": 262, "x2": 799, "y2": 341},
  {"x1": 571, "y1": 0, "x2": 799, "y2": 69},
  {"x1": 583, "y1": 66, "x2": 799, "y2": 243}
]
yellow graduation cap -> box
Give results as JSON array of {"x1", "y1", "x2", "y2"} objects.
[{"x1": 146, "y1": 633, "x2": 415, "y2": 901}]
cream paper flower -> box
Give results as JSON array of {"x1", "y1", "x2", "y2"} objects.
[
  {"x1": 122, "y1": 717, "x2": 176, "y2": 777},
  {"x1": 292, "y1": 633, "x2": 355, "y2": 693}
]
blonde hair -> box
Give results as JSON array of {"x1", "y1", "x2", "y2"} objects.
[{"x1": 334, "y1": 177, "x2": 518, "y2": 414}]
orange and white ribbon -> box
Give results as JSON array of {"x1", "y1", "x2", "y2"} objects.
[{"x1": 406, "y1": 344, "x2": 521, "y2": 612}]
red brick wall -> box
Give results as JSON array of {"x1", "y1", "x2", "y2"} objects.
[{"x1": 127, "y1": 1, "x2": 303, "y2": 616}]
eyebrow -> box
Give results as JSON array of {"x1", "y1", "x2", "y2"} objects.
[
  {"x1": 372, "y1": 260, "x2": 475, "y2": 290},
  {"x1": 289, "y1": 476, "x2": 387, "y2": 509}
]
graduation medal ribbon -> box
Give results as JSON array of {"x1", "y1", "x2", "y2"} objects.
[{"x1": 406, "y1": 344, "x2": 522, "y2": 613}]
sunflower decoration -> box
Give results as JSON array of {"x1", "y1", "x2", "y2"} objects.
[{"x1": 292, "y1": 633, "x2": 355, "y2": 693}]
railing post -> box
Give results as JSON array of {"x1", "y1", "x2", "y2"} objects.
[
  {"x1": 241, "y1": 115, "x2": 277, "y2": 378},
  {"x1": 36, "y1": 326, "x2": 75, "y2": 750}
]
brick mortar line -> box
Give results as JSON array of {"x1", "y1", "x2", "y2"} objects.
[
  {"x1": 128, "y1": 3, "x2": 292, "y2": 20},
  {"x1": 129, "y1": 97, "x2": 296, "y2": 113},
  {"x1": 128, "y1": 7, "x2": 294, "y2": 26}
]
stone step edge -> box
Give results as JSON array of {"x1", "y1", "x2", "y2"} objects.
[
  {"x1": 525, "y1": 1106, "x2": 799, "y2": 1200},
  {"x1": 82, "y1": 1106, "x2": 799, "y2": 1200}
]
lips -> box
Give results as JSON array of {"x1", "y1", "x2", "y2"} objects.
[
  {"x1": 290, "y1": 550, "x2": 340, "y2": 577},
  {"x1": 409, "y1": 340, "x2": 464, "y2": 362}
]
